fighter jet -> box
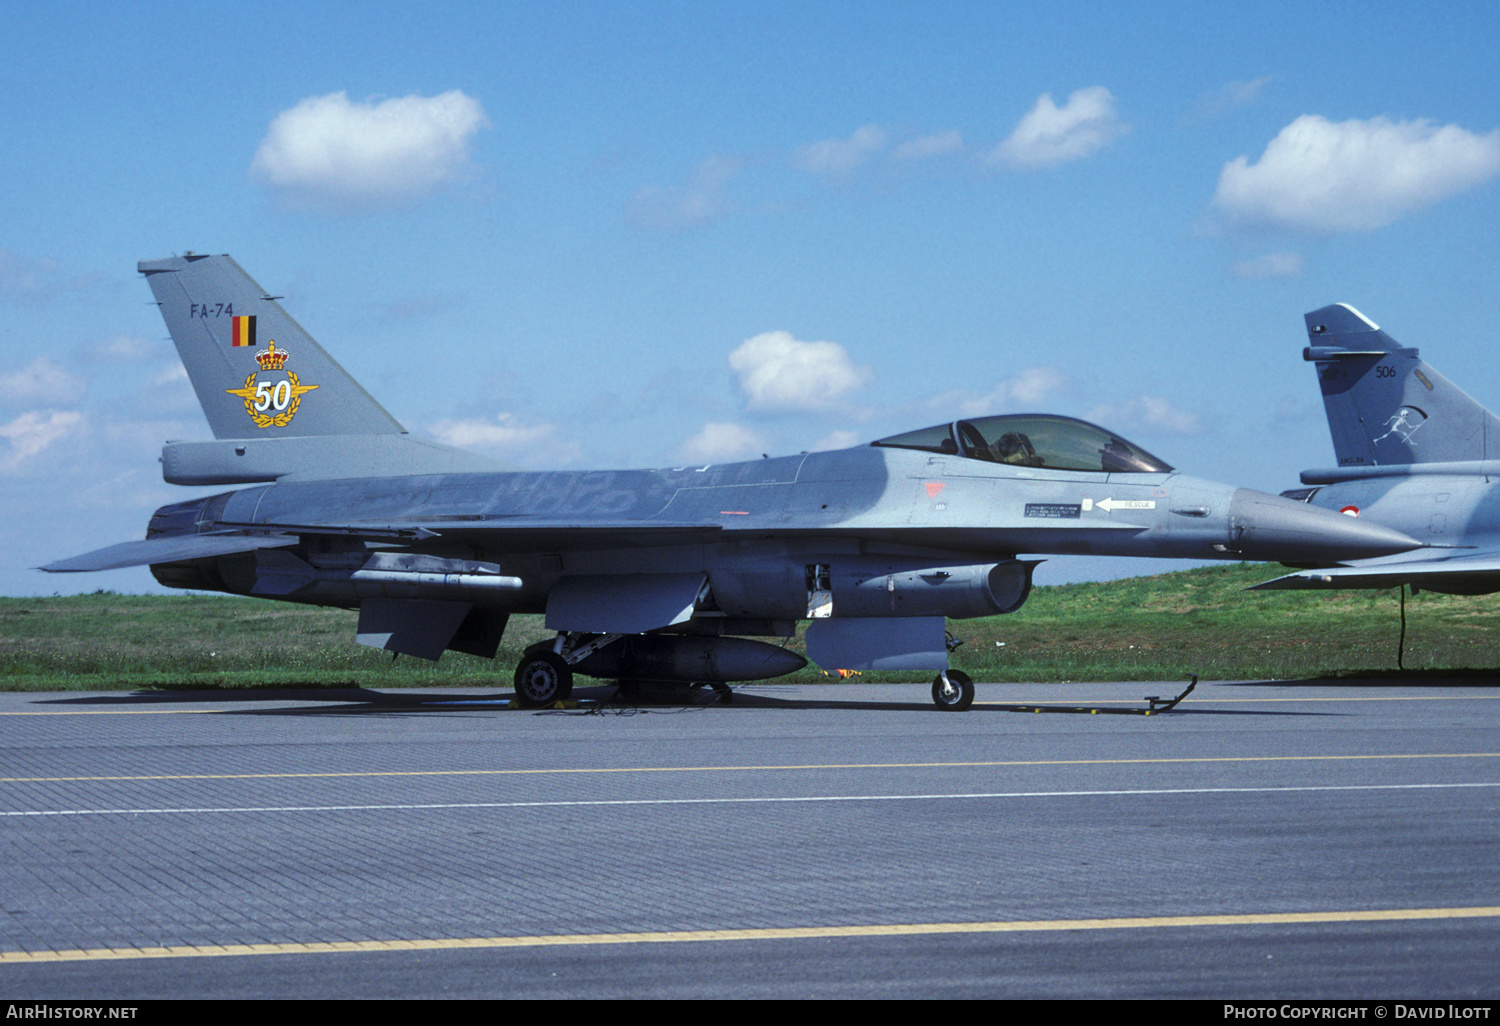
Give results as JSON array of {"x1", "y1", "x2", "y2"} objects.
[
  {"x1": 1256, "y1": 302, "x2": 1500, "y2": 596},
  {"x1": 43, "y1": 256, "x2": 1420, "y2": 709}
]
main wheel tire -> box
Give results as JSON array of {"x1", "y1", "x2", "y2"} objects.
[
  {"x1": 513, "y1": 651, "x2": 574, "y2": 707},
  {"x1": 931, "y1": 669, "x2": 975, "y2": 711}
]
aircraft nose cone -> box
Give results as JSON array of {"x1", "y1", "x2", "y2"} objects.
[{"x1": 1227, "y1": 489, "x2": 1421, "y2": 562}]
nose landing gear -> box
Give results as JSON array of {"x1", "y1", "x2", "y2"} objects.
[{"x1": 931, "y1": 669, "x2": 974, "y2": 711}]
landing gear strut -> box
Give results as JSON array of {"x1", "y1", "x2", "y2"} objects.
[
  {"x1": 931, "y1": 669, "x2": 974, "y2": 711},
  {"x1": 512, "y1": 632, "x2": 625, "y2": 707}
]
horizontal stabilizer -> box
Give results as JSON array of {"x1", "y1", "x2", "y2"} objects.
[
  {"x1": 40, "y1": 533, "x2": 298, "y2": 573},
  {"x1": 1299, "y1": 460, "x2": 1500, "y2": 484},
  {"x1": 162, "y1": 434, "x2": 509, "y2": 485},
  {"x1": 1253, "y1": 552, "x2": 1500, "y2": 595}
]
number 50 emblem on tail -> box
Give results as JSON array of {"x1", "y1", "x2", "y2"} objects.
[{"x1": 225, "y1": 341, "x2": 319, "y2": 428}]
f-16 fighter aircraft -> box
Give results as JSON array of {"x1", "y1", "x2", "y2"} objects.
[
  {"x1": 1256, "y1": 303, "x2": 1500, "y2": 596},
  {"x1": 44, "y1": 256, "x2": 1420, "y2": 709}
]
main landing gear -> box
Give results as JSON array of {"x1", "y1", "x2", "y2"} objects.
[
  {"x1": 512, "y1": 650, "x2": 574, "y2": 708},
  {"x1": 931, "y1": 669, "x2": 974, "y2": 711},
  {"x1": 511, "y1": 632, "x2": 634, "y2": 707}
]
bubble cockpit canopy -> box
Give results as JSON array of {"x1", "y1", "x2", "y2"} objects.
[{"x1": 871, "y1": 414, "x2": 1173, "y2": 474}]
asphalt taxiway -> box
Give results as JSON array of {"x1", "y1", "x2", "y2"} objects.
[{"x1": 1, "y1": 678, "x2": 1497, "y2": 999}]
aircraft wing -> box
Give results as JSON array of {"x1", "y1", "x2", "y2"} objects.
[
  {"x1": 40, "y1": 533, "x2": 304, "y2": 573},
  {"x1": 1252, "y1": 550, "x2": 1500, "y2": 593},
  {"x1": 40, "y1": 520, "x2": 731, "y2": 573}
]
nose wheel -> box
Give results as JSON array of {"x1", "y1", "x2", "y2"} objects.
[{"x1": 931, "y1": 669, "x2": 974, "y2": 711}]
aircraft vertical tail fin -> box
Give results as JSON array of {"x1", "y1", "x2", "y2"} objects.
[
  {"x1": 1303, "y1": 303, "x2": 1500, "y2": 467},
  {"x1": 140, "y1": 254, "x2": 508, "y2": 484},
  {"x1": 140, "y1": 254, "x2": 405, "y2": 439}
]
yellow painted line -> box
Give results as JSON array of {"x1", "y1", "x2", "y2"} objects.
[
  {"x1": 4, "y1": 906, "x2": 1498, "y2": 964},
  {"x1": 4, "y1": 751, "x2": 1498, "y2": 784}
]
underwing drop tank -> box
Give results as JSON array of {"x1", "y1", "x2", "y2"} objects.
[{"x1": 534, "y1": 634, "x2": 808, "y2": 684}]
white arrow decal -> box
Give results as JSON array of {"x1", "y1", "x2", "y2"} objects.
[{"x1": 1091, "y1": 498, "x2": 1157, "y2": 513}]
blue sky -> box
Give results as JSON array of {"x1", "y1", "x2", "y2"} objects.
[{"x1": 5, "y1": 0, "x2": 1500, "y2": 595}]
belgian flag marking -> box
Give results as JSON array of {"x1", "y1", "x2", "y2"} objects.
[{"x1": 231, "y1": 315, "x2": 257, "y2": 348}]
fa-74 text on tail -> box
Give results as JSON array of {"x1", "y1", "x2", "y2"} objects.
[{"x1": 45, "y1": 256, "x2": 1419, "y2": 709}]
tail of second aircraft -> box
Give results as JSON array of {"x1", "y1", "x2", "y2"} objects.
[
  {"x1": 140, "y1": 254, "x2": 504, "y2": 484},
  {"x1": 1303, "y1": 303, "x2": 1500, "y2": 467}
]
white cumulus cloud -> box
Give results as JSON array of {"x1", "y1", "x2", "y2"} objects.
[
  {"x1": 928, "y1": 366, "x2": 1069, "y2": 418},
  {"x1": 811, "y1": 430, "x2": 860, "y2": 452},
  {"x1": 152, "y1": 364, "x2": 190, "y2": 387},
  {"x1": 251, "y1": 90, "x2": 488, "y2": 209},
  {"x1": 0, "y1": 357, "x2": 86, "y2": 404},
  {"x1": 427, "y1": 413, "x2": 579, "y2": 465},
  {"x1": 1188, "y1": 76, "x2": 1273, "y2": 122},
  {"x1": 791, "y1": 125, "x2": 889, "y2": 178},
  {"x1": 894, "y1": 130, "x2": 965, "y2": 160},
  {"x1": 627, "y1": 154, "x2": 745, "y2": 230},
  {"x1": 0, "y1": 410, "x2": 86, "y2": 472},
  {"x1": 677, "y1": 422, "x2": 768, "y2": 464},
  {"x1": 0, "y1": 251, "x2": 60, "y2": 304},
  {"x1": 1212, "y1": 114, "x2": 1500, "y2": 233},
  {"x1": 991, "y1": 365, "x2": 1067, "y2": 406},
  {"x1": 1085, "y1": 395, "x2": 1202, "y2": 435},
  {"x1": 729, "y1": 331, "x2": 873, "y2": 411},
  {"x1": 988, "y1": 87, "x2": 1128, "y2": 170},
  {"x1": 1229, "y1": 251, "x2": 1304, "y2": 279},
  {"x1": 88, "y1": 333, "x2": 160, "y2": 363},
  {"x1": 0, "y1": 250, "x2": 98, "y2": 306}
]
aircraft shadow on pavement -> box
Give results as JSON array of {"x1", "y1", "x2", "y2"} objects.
[
  {"x1": 34, "y1": 685, "x2": 936, "y2": 715},
  {"x1": 32, "y1": 682, "x2": 1333, "y2": 717}
]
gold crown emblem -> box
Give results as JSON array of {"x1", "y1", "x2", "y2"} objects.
[{"x1": 255, "y1": 341, "x2": 289, "y2": 370}]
